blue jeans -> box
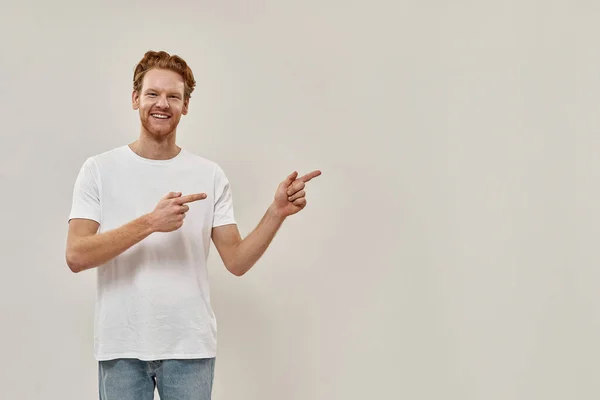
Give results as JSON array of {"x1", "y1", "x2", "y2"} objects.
[{"x1": 98, "y1": 358, "x2": 215, "y2": 400}]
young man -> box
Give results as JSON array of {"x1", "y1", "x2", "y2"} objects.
[{"x1": 66, "y1": 50, "x2": 321, "y2": 400}]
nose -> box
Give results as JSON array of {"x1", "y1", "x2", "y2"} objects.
[{"x1": 156, "y1": 94, "x2": 170, "y2": 109}]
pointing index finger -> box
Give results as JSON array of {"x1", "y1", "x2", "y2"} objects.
[
  {"x1": 176, "y1": 193, "x2": 207, "y2": 204},
  {"x1": 299, "y1": 170, "x2": 322, "y2": 183}
]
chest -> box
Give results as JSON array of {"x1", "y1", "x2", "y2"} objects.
[{"x1": 99, "y1": 166, "x2": 215, "y2": 231}]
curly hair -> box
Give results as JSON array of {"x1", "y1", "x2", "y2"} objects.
[{"x1": 133, "y1": 50, "x2": 196, "y2": 101}]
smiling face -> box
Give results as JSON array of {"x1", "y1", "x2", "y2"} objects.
[{"x1": 132, "y1": 68, "x2": 189, "y2": 139}]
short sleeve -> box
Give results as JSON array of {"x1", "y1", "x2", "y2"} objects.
[
  {"x1": 68, "y1": 157, "x2": 101, "y2": 224},
  {"x1": 212, "y1": 164, "x2": 236, "y2": 227}
]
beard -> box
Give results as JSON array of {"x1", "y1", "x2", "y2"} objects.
[{"x1": 140, "y1": 112, "x2": 180, "y2": 139}]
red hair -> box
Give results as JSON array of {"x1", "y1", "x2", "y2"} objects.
[{"x1": 133, "y1": 50, "x2": 196, "y2": 100}]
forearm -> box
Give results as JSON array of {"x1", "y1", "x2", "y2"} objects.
[
  {"x1": 67, "y1": 215, "x2": 155, "y2": 272},
  {"x1": 229, "y1": 204, "x2": 286, "y2": 276}
]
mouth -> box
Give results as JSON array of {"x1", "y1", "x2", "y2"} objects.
[{"x1": 151, "y1": 113, "x2": 171, "y2": 120}]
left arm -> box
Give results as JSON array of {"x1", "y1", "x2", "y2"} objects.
[
  {"x1": 211, "y1": 205, "x2": 284, "y2": 276},
  {"x1": 212, "y1": 170, "x2": 321, "y2": 277}
]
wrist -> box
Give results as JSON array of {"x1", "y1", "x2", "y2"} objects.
[
  {"x1": 268, "y1": 203, "x2": 287, "y2": 221},
  {"x1": 139, "y1": 213, "x2": 157, "y2": 234}
]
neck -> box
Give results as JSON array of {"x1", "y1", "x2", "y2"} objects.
[{"x1": 129, "y1": 132, "x2": 181, "y2": 160}]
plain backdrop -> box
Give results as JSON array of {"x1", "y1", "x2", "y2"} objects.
[{"x1": 0, "y1": 0, "x2": 595, "y2": 399}]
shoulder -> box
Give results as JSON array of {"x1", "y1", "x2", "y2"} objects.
[
  {"x1": 73, "y1": 146, "x2": 129, "y2": 183},
  {"x1": 75, "y1": 145, "x2": 128, "y2": 170}
]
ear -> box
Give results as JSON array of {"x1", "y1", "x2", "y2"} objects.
[
  {"x1": 182, "y1": 98, "x2": 189, "y2": 115},
  {"x1": 132, "y1": 90, "x2": 140, "y2": 110}
]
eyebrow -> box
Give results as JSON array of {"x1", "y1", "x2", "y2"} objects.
[{"x1": 144, "y1": 88, "x2": 183, "y2": 96}]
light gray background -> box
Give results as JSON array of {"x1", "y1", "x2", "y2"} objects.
[{"x1": 0, "y1": 0, "x2": 592, "y2": 399}]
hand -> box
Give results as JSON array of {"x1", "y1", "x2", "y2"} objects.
[
  {"x1": 272, "y1": 170, "x2": 322, "y2": 218},
  {"x1": 148, "y1": 191, "x2": 207, "y2": 232}
]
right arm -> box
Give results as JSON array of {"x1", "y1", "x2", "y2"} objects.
[
  {"x1": 65, "y1": 191, "x2": 206, "y2": 273},
  {"x1": 66, "y1": 215, "x2": 154, "y2": 273}
]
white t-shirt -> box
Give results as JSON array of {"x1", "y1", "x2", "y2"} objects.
[{"x1": 68, "y1": 145, "x2": 236, "y2": 361}]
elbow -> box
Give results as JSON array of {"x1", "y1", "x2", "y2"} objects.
[
  {"x1": 66, "y1": 251, "x2": 85, "y2": 273},
  {"x1": 227, "y1": 263, "x2": 247, "y2": 277}
]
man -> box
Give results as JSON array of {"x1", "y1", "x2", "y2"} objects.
[{"x1": 66, "y1": 50, "x2": 321, "y2": 400}]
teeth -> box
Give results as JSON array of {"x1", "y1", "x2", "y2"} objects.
[{"x1": 152, "y1": 114, "x2": 169, "y2": 119}]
